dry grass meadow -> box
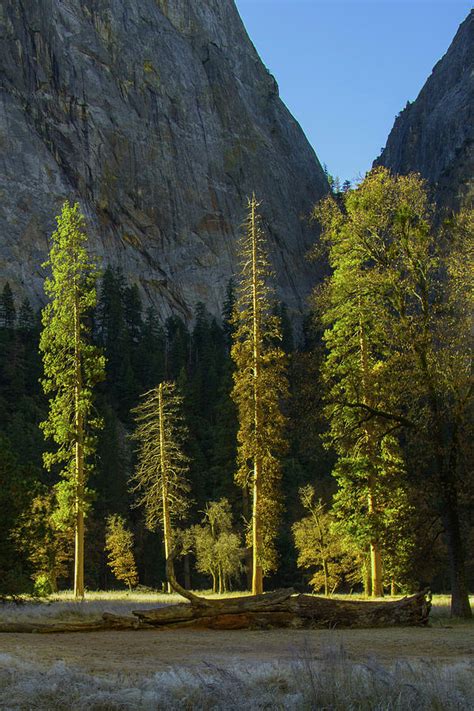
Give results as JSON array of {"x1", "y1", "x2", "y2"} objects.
[{"x1": 0, "y1": 591, "x2": 473, "y2": 709}]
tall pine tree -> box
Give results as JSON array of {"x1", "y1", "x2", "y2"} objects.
[
  {"x1": 231, "y1": 196, "x2": 288, "y2": 594},
  {"x1": 40, "y1": 201, "x2": 105, "y2": 599}
]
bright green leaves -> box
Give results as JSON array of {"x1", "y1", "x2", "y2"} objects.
[{"x1": 40, "y1": 201, "x2": 104, "y2": 512}]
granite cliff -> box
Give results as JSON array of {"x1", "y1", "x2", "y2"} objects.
[
  {"x1": 376, "y1": 11, "x2": 473, "y2": 210},
  {"x1": 0, "y1": 0, "x2": 328, "y2": 318}
]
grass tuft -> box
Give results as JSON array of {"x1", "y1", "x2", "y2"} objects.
[{"x1": 0, "y1": 647, "x2": 472, "y2": 710}]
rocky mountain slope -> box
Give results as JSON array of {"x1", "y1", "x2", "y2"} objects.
[
  {"x1": 376, "y1": 10, "x2": 473, "y2": 210},
  {"x1": 0, "y1": 0, "x2": 328, "y2": 318}
]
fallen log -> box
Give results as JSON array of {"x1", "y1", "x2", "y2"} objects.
[
  {"x1": 135, "y1": 546, "x2": 430, "y2": 629},
  {"x1": 133, "y1": 590, "x2": 431, "y2": 630},
  {"x1": 0, "y1": 547, "x2": 431, "y2": 633},
  {"x1": 0, "y1": 614, "x2": 144, "y2": 634},
  {"x1": 0, "y1": 591, "x2": 431, "y2": 633},
  {"x1": 132, "y1": 588, "x2": 295, "y2": 625}
]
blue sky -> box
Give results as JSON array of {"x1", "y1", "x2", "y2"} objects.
[{"x1": 235, "y1": 0, "x2": 472, "y2": 183}]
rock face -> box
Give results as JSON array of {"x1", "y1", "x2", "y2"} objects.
[
  {"x1": 376, "y1": 11, "x2": 473, "y2": 210},
  {"x1": 0, "y1": 0, "x2": 328, "y2": 318}
]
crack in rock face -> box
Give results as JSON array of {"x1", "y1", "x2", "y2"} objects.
[{"x1": 0, "y1": 0, "x2": 328, "y2": 320}]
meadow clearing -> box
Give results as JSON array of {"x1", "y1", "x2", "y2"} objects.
[{"x1": 0, "y1": 592, "x2": 472, "y2": 709}]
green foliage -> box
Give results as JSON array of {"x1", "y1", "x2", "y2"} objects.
[
  {"x1": 0, "y1": 283, "x2": 16, "y2": 328},
  {"x1": 231, "y1": 196, "x2": 289, "y2": 577},
  {"x1": 293, "y1": 485, "x2": 360, "y2": 594},
  {"x1": 0, "y1": 182, "x2": 471, "y2": 602},
  {"x1": 39, "y1": 201, "x2": 105, "y2": 597},
  {"x1": 314, "y1": 168, "x2": 473, "y2": 612},
  {"x1": 33, "y1": 573, "x2": 55, "y2": 597},
  {"x1": 191, "y1": 498, "x2": 243, "y2": 592},
  {"x1": 12, "y1": 488, "x2": 72, "y2": 593},
  {"x1": 105, "y1": 514, "x2": 139, "y2": 590},
  {"x1": 331, "y1": 442, "x2": 416, "y2": 588},
  {"x1": 40, "y1": 202, "x2": 105, "y2": 515},
  {"x1": 0, "y1": 435, "x2": 36, "y2": 596}
]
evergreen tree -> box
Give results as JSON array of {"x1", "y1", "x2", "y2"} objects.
[
  {"x1": 222, "y1": 279, "x2": 236, "y2": 347},
  {"x1": 165, "y1": 316, "x2": 190, "y2": 380},
  {"x1": 330, "y1": 439, "x2": 415, "y2": 594},
  {"x1": 131, "y1": 381, "x2": 191, "y2": 591},
  {"x1": 0, "y1": 283, "x2": 16, "y2": 329},
  {"x1": 231, "y1": 196, "x2": 288, "y2": 593},
  {"x1": 185, "y1": 303, "x2": 233, "y2": 503},
  {"x1": 0, "y1": 290, "x2": 45, "y2": 528},
  {"x1": 123, "y1": 284, "x2": 143, "y2": 344},
  {"x1": 0, "y1": 435, "x2": 36, "y2": 597},
  {"x1": 314, "y1": 168, "x2": 473, "y2": 616},
  {"x1": 40, "y1": 201, "x2": 105, "y2": 599},
  {"x1": 18, "y1": 298, "x2": 36, "y2": 332},
  {"x1": 274, "y1": 303, "x2": 294, "y2": 354},
  {"x1": 206, "y1": 294, "x2": 239, "y2": 505},
  {"x1": 96, "y1": 267, "x2": 140, "y2": 420},
  {"x1": 137, "y1": 308, "x2": 166, "y2": 392}
]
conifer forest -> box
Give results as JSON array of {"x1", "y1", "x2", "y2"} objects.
[
  {"x1": 0, "y1": 3, "x2": 473, "y2": 708},
  {"x1": 1, "y1": 170, "x2": 472, "y2": 620}
]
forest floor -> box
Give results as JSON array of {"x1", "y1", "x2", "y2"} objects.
[{"x1": 0, "y1": 593, "x2": 473, "y2": 709}]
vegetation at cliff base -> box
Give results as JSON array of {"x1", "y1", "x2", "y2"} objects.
[{"x1": 0, "y1": 172, "x2": 472, "y2": 620}]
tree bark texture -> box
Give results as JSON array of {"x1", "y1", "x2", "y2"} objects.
[
  {"x1": 359, "y1": 302, "x2": 383, "y2": 598},
  {"x1": 0, "y1": 589, "x2": 431, "y2": 634},
  {"x1": 158, "y1": 383, "x2": 172, "y2": 595},
  {"x1": 73, "y1": 291, "x2": 85, "y2": 600},
  {"x1": 132, "y1": 589, "x2": 431, "y2": 630}
]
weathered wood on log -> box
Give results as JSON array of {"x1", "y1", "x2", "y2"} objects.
[
  {"x1": 132, "y1": 588, "x2": 295, "y2": 623},
  {"x1": 132, "y1": 549, "x2": 430, "y2": 629},
  {"x1": 133, "y1": 590, "x2": 431, "y2": 630},
  {"x1": 0, "y1": 614, "x2": 144, "y2": 634},
  {"x1": 0, "y1": 591, "x2": 431, "y2": 633}
]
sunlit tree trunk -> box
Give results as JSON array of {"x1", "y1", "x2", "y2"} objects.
[
  {"x1": 242, "y1": 487, "x2": 253, "y2": 590},
  {"x1": 310, "y1": 502, "x2": 329, "y2": 596},
  {"x1": 158, "y1": 383, "x2": 172, "y2": 594},
  {"x1": 359, "y1": 302, "x2": 383, "y2": 597},
  {"x1": 74, "y1": 292, "x2": 85, "y2": 599},
  {"x1": 363, "y1": 560, "x2": 371, "y2": 597}
]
